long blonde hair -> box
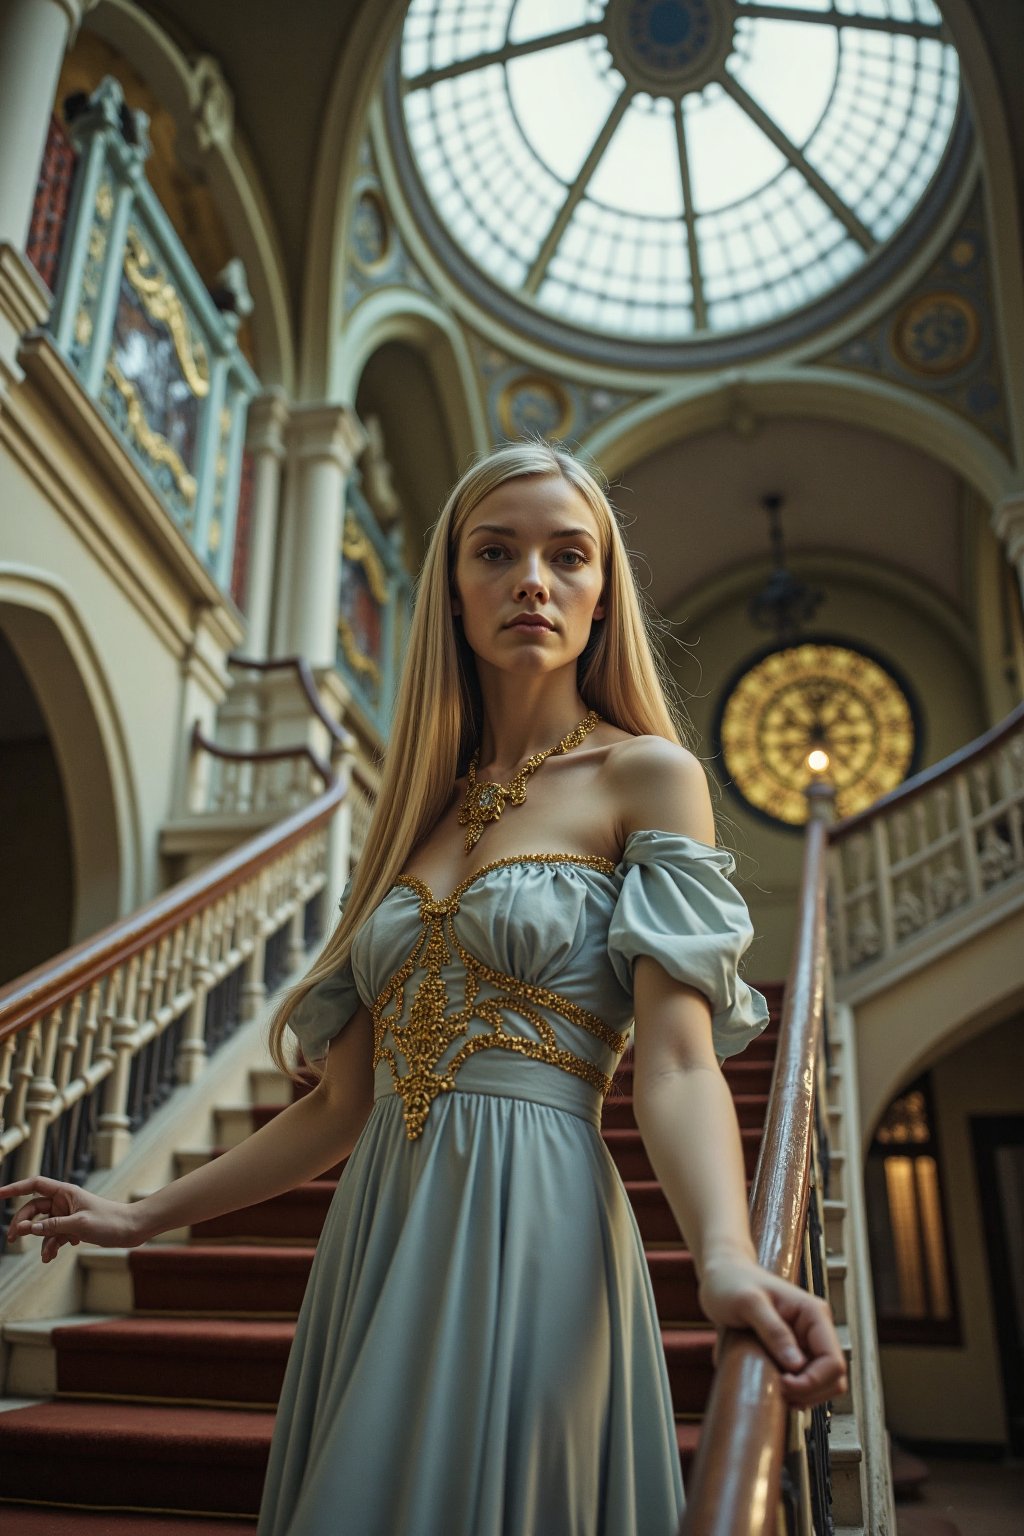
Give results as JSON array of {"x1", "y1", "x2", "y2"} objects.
[{"x1": 269, "y1": 440, "x2": 694, "y2": 1075}]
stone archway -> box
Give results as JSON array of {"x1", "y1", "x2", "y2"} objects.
[{"x1": 0, "y1": 574, "x2": 139, "y2": 956}]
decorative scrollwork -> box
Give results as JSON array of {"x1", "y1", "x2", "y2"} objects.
[
  {"x1": 104, "y1": 359, "x2": 198, "y2": 505},
  {"x1": 122, "y1": 229, "x2": 211, "y2": 398}
]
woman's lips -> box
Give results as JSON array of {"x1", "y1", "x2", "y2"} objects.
[{"x1": 506, "y1": 616, "x2": 554, "y2": 630}]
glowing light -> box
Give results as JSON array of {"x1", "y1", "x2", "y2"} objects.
[{"x1": 806, "y1": 748, "x2": 830, "y2": 774}]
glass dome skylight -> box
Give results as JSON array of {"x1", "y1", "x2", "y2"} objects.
[{"x1": 396, "y1": 0, "x2": 960, "y2": 343}]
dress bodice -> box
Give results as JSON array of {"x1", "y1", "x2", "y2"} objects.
[{"x1": 288, "y1": 830, "x2": 769, "y2": 1138}]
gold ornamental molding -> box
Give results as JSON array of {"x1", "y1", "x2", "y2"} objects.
[
  {"x1": 337, "y1": 615, "x2": 382, "y2": 685},
  {"x1": 341, "y1": 514, "x2": 389, "y2": 605},
  {"x1": 105, "y1": 359, "x2": 198, "y2": 506},
  {"x1": 123, "y1": 228, "x2": 211, "y2": 399}
]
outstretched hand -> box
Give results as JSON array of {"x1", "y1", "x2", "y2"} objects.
[
  {"x1": 698, "y1": 1256, "x2": 847, "y2": 1409},
  {"x1": 0, "y1": 1177, "x2": 143, "y2": 1264}
]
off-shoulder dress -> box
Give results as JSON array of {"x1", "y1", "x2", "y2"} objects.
[{"x1": 256, "y1": 830, "x2": 769, "y2": 1536}]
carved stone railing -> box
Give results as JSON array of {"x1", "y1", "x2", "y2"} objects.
[
  {"x1": 829, "y1": 702, "x2": 1024, "y2": 987},
  {"x1": 42, "y1": 76, "x2": 258, "y2": 596},
  {"x1": 0, "y1": 774, "x2": 347, "y2": 1259}
]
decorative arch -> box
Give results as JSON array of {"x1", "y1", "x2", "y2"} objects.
[
  {"x1": 300, "y1": 0, "x2": 409, "y2": 400},
  {"x1": 852, "y1": 911, "x2": 1024, "y2": 1149},
  {"x1": 83, "y1": 0, "x2": 295, "y2": 390},
  {"x1": 584, "y1": 366, "x2": 1019, "y2": 511},
  {"x1": 339, "y1": 289, "x2": 489, "y2": 463},
  {"x1": 0, "y1": 569, "x2": 141, "y2": 938}
]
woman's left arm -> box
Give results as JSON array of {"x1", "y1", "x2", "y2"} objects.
[
  {"x1": 631, "y1": 962, "x2": 846, "y2": 1408},
  {"x1": 611, "y1": 736, "x2": 848, "y2": 1409}
]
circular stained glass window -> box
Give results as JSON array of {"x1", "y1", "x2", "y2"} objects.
[{"x1": 392, "y1": 0, "x2": 961, "y2": 351}]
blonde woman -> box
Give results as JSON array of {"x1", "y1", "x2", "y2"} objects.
[{"x1": 3, "y1": 443, "x2": 846, "y2": 1535}]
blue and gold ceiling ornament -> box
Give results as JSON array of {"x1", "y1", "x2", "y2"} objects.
[
  {"x1": 343, "y1": 133, "x2": 433, "y2": 314},
  {"x1": 471, "y1": 334, "x2": 639, "y2": 445},
  {"x1": 814, "y1": 185, "x2": 1010, "y2": 450}
]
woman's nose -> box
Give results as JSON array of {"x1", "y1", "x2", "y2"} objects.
[{"x1": 515, "y1": 557, "x2": 548, "y2": 600}]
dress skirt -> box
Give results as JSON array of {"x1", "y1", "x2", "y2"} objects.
[{"x1": 256, "y1": 1073, "x2": 685, "y2": 1536}]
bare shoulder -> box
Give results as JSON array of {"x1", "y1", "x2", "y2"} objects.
[{"x1": 604, "y1": 734, "x2": 716, "y2": 845}]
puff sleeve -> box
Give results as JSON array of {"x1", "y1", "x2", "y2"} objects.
[
  {"x1": 608, "y1": 830, "x2": 770, "y2": 1062},
  {"x1": 286, "y1": 877, "x2": 362, "y2": 1064}
]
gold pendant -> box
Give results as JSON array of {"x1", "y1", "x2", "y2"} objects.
[
  {"x1": 458, "y1": 780, "x2": 508, "y2": 852},
  {"x1": 456, "y1": 709, "x2": 600, "y2": 854}
]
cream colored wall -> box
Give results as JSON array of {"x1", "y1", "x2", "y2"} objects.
[
  {"x1": 674, "y1": 568, "x2": 986, "y2": 981},
  {"x1": 879, "y1": 1012, "x2": 1024, "y2": 1446},
  {"x1": 0, "y1": 373, "x2": 242, "y2": 927}
]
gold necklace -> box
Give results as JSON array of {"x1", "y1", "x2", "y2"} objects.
[{"x1": 457, "y1": 710, "x2": 601, "y2": 853}]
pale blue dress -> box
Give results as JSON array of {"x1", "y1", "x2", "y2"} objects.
[{"x1": 257, "y1": 831, "x2": 769, "y2": 1536}]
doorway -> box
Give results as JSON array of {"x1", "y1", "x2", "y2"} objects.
[{"x1": 971, "y1": 1115, "x2": 1024, "y2": 1455}]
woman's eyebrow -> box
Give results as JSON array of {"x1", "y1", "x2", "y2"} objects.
[{"x1": 468, "y1": 524, "x2": 598, "y2": 541}]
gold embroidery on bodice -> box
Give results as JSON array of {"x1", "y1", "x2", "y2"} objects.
[{"x1": 371, "y1": 854, "x2": 628, "y2": 1140}]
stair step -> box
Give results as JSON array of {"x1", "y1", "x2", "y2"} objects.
[
  {"x1": 0, "y1": 1401, "x2": 272, "y2": 1516},
  {"x1": 0, "y1": 1510, "x2": 258, "y2": 1535},
  {"x1": 129, "y1": 1245, "x2": 315, "y2": 1315},
  {"x1": 645, "y1": 1248, "x2": 700, "y2": 1321},
  {"x1": 676, "y1": 1419, "x2": 701, "y2": 1477},
  {"x1": 53, "y1": 1318, "x2": 295, "y2": 1406},
  {"x1": 662, "y1": 1329, "x2": 716, "y2": 1414},
  {"x1": 190, "y1": 1182, "x2": 336, "y2": 1242}
]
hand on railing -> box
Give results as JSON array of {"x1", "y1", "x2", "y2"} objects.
[
  {"x1": 699, "y1": 1254, "x2": 847, "y2": 1410},
  {"x1": 1, "y1": 1174, "x2": 145, "y2": 1263}
]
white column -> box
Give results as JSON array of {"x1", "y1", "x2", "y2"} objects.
[
  {"x1": 242, "y1": 386, "x2": 289, "y2": 659},
  {"x1": 993, "y1": 493, "x2": 1024, "y2": 613},
  {"x1": 278, "y1": 402, "x2": 366, "y2": 668},
  {"x1": 0, "y1": 0, "x2": 95, "y2": 250}
]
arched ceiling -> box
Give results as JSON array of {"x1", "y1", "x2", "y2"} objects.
[{"x1": 615, "y1": 416, "x2": 966, "y2": 616}]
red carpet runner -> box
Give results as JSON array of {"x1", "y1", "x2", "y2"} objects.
[{"x1": 0, "y1": 986, "x2": 781, "y2": 1530}]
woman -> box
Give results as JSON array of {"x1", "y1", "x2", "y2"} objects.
[{"x1": 2, "y1": 442, "x2": 846, "y2": 1535}]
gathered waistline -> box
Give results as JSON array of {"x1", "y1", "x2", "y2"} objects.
[{"x1": 372, "y1": 1079, "x2": 604, "y2": 1130}]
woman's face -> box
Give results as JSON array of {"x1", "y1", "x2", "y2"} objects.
[{"x1": 451, "y1": 474, "x2": 606, "y2": 678}]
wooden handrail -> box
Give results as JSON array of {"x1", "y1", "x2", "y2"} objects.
[
  {"x1": 680, "y1": 799, "x2": 830, "y2": 1536},
  {"x1": 0, "y1": 769, "x2": 348, "y2": 1043},
  {"x1": 226, "y1": 653, "x2": 355, "y2": 753},
  {"x1": 831, "y1": 699, "x2": 1024, "y2": 841},
  {"x1": 189, "y1": 720, "x2": 335, "y2": 788}
]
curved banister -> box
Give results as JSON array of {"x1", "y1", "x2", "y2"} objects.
[
  {"x1": 189, "y1": 719, "x2": 336, "y2": 790},
  {"x1": 0, "y1": 770, "x2": 348, "y2": 1043},
  {"x1": 680, "y1": 797, "x2": 831, "y2": 1536},
  {"x1": 831, "y1": 698, "x2": 1024, "y2": 840},
  {"x1": 226, "y1": 653, "x2": 355, "y2": 754}
]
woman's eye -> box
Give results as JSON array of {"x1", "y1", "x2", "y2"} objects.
[
  {"x1": 478, "y1": 545, "x2": 507, "y2": 561},
  {"x1": 558, "y1": 549, "x2": 589, "y2": 566}
]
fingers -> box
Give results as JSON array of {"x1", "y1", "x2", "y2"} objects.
[
  {"x1": 0, "y1": 1176, "x2": 66, "y2": 1200},
  {"x1": 737, "y1": 1289, "x2": 808, "y2": 1376},
  {"x1": 732, "y1": 1283, "x2": 847, "y2": 1409}
]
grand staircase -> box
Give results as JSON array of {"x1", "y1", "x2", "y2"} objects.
[{"x1": 0, "y1": 990, "x2": 790, "y2": 1530}]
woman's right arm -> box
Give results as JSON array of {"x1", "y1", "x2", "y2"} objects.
[{"x1": 0, "y1": 1003, "x2": 375, "y2": 1264}]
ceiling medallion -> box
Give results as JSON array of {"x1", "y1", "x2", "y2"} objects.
[{"x1": 606, "y1": 0, "x2": 736, "y2": 96}]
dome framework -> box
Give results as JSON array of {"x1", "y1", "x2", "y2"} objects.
[{"x1": 393, "y1": 0, "x2": 962, "y2": 355}]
